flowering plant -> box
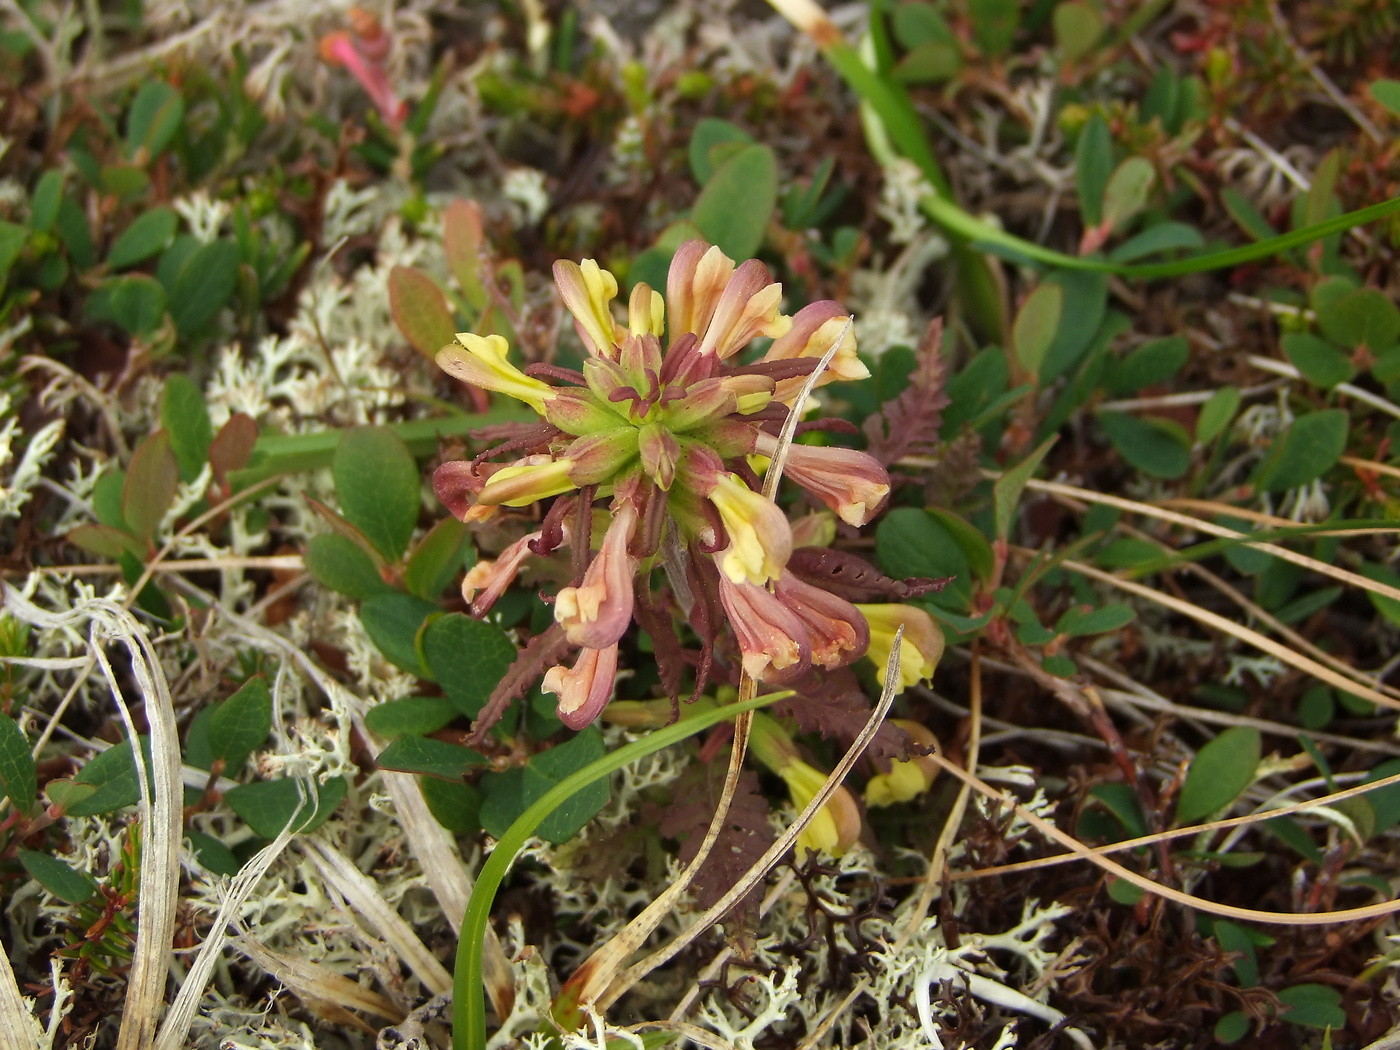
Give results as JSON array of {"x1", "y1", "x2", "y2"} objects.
[{"x1": 433, "y1": 239, "x2": 944, "y2": 745}]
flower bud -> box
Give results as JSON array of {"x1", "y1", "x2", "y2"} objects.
[
  {"x1": 543, "y1": 388, "x2": 626, "y2": 436},
  {"x1": 864, "y1": 720, "x2": 940, "y2": 807},
  {"x1": 563, "y1": 428, "x2": 639, "y2": 486},
  {"x1": 638, "y1": 423, "x2": 681, "y2": 491}
]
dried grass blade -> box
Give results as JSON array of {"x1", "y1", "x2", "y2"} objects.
[
  {"x1": 91, "y1": 620, "x2": 181, "y2": 1050},
  {"x1": 235, "y1": 937, "x2": 404, "y2": 1023},
  {"x1": 302, "y1": 839, "x2": 453, "y2": 996},
  {"x1": 0, "y1": 950, "x2": 38, "y2": 1050},
  {"x1": 1059, "y1": 556, "x2": 1400, "y2": 711},
  {"x1": 599, "y1": 627, "x2": 905, "y2": 1010}
]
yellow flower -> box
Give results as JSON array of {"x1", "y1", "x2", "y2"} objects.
[
  {"x1": 856, "y1": 604, "x2": 945, "y2": 691},
  {"x1": 478, "y1": 456, "x2": 578, "y2": 507},
  {"x1": 709, "y1": 472, "x2": 792, "y2": 585},
  {"x1": 554, "y1": 258, "x2": 622, "y2": 357},
  {"x1": 780, "y1": 760, "x2": 862, "y2": 860},
  {"x1": 865, "y1": 720, "x2": 940, "y2": 807},
  {"x1": 436, "y1": 333, "x2": 556, "y2": 413}
]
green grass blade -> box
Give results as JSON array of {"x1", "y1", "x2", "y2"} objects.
[{"x1": 453, "y1": 689, "x2": 790, "y2": 1050}]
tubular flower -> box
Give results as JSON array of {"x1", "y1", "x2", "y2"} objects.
[
  {"x1": 865, "y1": 720, "x2": 940, "y2": 808},
  {"x1": 555, "y1": 501, "x2": 638, "y2": 648},
  {"x1": 718, "y1": 574, "x2": 811, "y2": 682},
  {"x1": 543, "y1": 643, "x2": 619, "y2": 730},
  {"x1": 772, "y1": 572, "x2": 868, "y2": 668},
  {"x1": 747, "y1": 712, "x2": 862, "y2": 859},
  {"x1": 753, "y1": 431, "x2": 890, "y2": 527},
  {"x1": 433, "y1": 238, "x2": 906, "y2": 729},
  {"x1": 856, "y1": 604, "x2": 946, "y2": 691},
  {"x1": 319, "y1": 8, "x2": 407, "y2": 130}
]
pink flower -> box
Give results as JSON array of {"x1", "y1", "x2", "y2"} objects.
[
  {"x1": 666, "y1": 241, "x2": 791, "y2": 359},
  {"x1": 318, "y1": 9, "x2": 407, "y2": 130},
  {"x1": 461, "y1": 530, "x2": 543, "y2": 617},
  {"x1": 763, "y1": 300, "x2": 866, "y2": 396},
  {"x1": 554, "y1": 502, "x2": 638, "y2": 648},
  {"x1": 754, "y1": 431, "x2": 889, "y2": 527},
  {"x1": 772, "y1": 572, "x2": 868, "y2": 668},
  {"x1": 543, "y1": 643, "x2": 619, "y2": 729},
  {"x1": 717, "y1": 574, "x2": 811, "y2": 682}
]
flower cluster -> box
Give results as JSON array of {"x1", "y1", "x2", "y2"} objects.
[{"x1": 434, "y1": 240, "x2": 938, "y2": 731}]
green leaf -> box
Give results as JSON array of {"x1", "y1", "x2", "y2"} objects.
[
  {"x1": 893, "y1": 2, "x2": 953, "y2": 47},
  {"x1": 1281, "y1": 332, "x2": 1354, "y2": 388},
  {"x1": 421, "y1": 613, "x2": 519, "y2": 718},
  {"x1": 160, "y1": 373, "x2": 213, "y2": 482},
  {"x1": 359, "y1": 594, "x2": 438, "y2": 677},
  {"x1": 18, "y1": 850, "x2": 98, "y2": 904},
  {"x1": 1053, "y1": 1, "x2": 1103, "y2": 63},
  {"x1": 421, "y1": 777, "x2": 482, "y2": 833},
  {"x1": 55, "y1": 196, "x2": 96, "y2": 269},
  {"x1": 0, "y1": 715, "x2": 37, "y2": 817},
  {"x1": 167, "y1": 239, "x2": 240, "y2": 335},
  {"x1": 333, "y1": 426, "x2": 420, "y2": 562},
  {"x1": 45, "y1": 779, "x2": 97, "y2": 812},
  {"x1": 108, "y1": 207, "x2": 178, "y2": 270},
  {"x1": 968, "y1": 0, "x2": 1019, "y2": 56},
  {"x1": 31, "y1": 170, "x2": 64, "y2": 233},
  {"x1": 86, "y1": 275, "x2": 169, "y2": 335},
  {"x1": 1096, "y1": 537, "x2": 1161, "y2": 570},
  {"x1": 1251, "y1": 409, "x2": 1347, "y2": 492},
  {"x1": 389, "y1": 266, "x2": 458, "y2": 362},
  {"x1": 0, "y1": 221, "x2": 24, "y2": 289},
  {"x1": 1106, "y1": 876, "x2": 1145, "y2": 905},
  {"x1": 65, "y1": 523, "x2": 145, "y2": 560},
  {"x1": 1214, "y1": 1012, "x2": 1250, "y2": 1044},
  {"x1": 1110, "y1": 335, "x2": 1189, "y2": 394},
  {"x1": 893, "y1": 40, "x2": 962, "y2": 83},
  {"x1": 1370, "y1": 78, "x2": 1400, "y2": 119},
  {"x1": 691, "y1": 144, "x2": 777, "y2": 262},
  {"x1": 364, "y1": 697, "x2": 458, "y2": 739},
  {"x1": 1197, "y1": 386, "x2": 1240, "y2": 444},
  {"x1": 1176, "y1": 726, "x2": 1260, "y2": 823},
  {"x1": 224, "y1": 775, "x2": 348, "y2": 838},
  {"x1": 688, "y1": 118, "x2": 753, "y2": 184},
  {"x1": 926, "y1": 508, "x2": 994, "y2": 584},
  {"x1": 1317, "y1": 287, "x2": 1400, "y2": 351},
  {"x1": 1359, "y1": 563, "x2": 1400, "y2": 632},
  {"x1": 98, "y1": 163, "x2": 150, "y2": 200},
  {"x1": 1088, "y1": 782, "x2": 1147, "y2": 838},
  {"x1": 122, "y1": 429, "x2": 178, "y2": 545},
  {"x1": 994, "y1": 436, "x2": 1056, "y2": 541},
  {"x1": 1221, "y1": 187, "x2": 1276, "y2": 241},
  {"x1": 185, "y1": 830, "x2": 241, "y2": 876},
  {"x1": 68, "y1": 737, "x2": 154, "y2": 816},
  {"x1": 1056, "y1": 602, "x2": 1135, "y2": 637},
  {"x1": 125, "y1": 80, "x2": 186, "y2": 159},
  {"x1": 1075, "y1": 116, "x2": 1112, "y2": 230},
  {"x1": 209, "y1": 676, "x2": 273, "y2": 773},
  {"x1": 1213, "y1": 919, "x2": 1259, "y2": 986},
  {"x1": 1097, "y1": 411, "x2": 1191, "y2": 478},
  {"x1": 305, "y1": 533, "x2": 395, "y2": 601},
  {"x1": 1100, "y1": 157, "x2": 1155, "y2": 235},
  {"x1": 1362, "y1": 759, "x2": 1400, "y2": 833},
  {"x1": 404, "y1": 517, "x2": 472, "y2": 599},
  {"x1": 875, "y1": 508, "x2": 972, "y2": 610},
  {"x1": 1277, "y1": 984, "x2": 1345, "y2": 1029},
  {"x1": 480, "y1": 727, "x2": 608, "y2": 844},
  {"x1": 1039, "y1": 269, "x2": 1108, "y2": 383},
  {"x1": 376, "y1": 736, "x2": 488, "y2": 780},
  {"x1": 1012, "y1": 283, "x2": 1062, "y2": 380},
  {"x1": 1042, "y1": 654, "x2": 1078, "y2": 677},
  {"x1": 1106, "y1": 221, "x2": 1204, "y2": 263}
]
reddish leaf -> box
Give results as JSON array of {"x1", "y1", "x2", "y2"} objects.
[
  {"x1": 443, "y1": 199, "x2": 487, "y2": 309},
  {"x1": 787, "y1": 547, "x2": 951, "y2": 603},
  {"x1": 209, "y1": 413, "x2": 258, "y2": 488},
  {"x1": 656, "y1": 765, "x2": 773, "y2": 924},
  {"x1": 388, "y1": 265, "x2": 457, "y2": 362},
  {"x1": 773, "y1": 667, "x2": 910, "y2": 770},
  {"x1": 863, "y1": 318, "x2": 951, "y2": 466},
  {"x1": 122, "y1": 429, "x2": 178, "y2": 545}
]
